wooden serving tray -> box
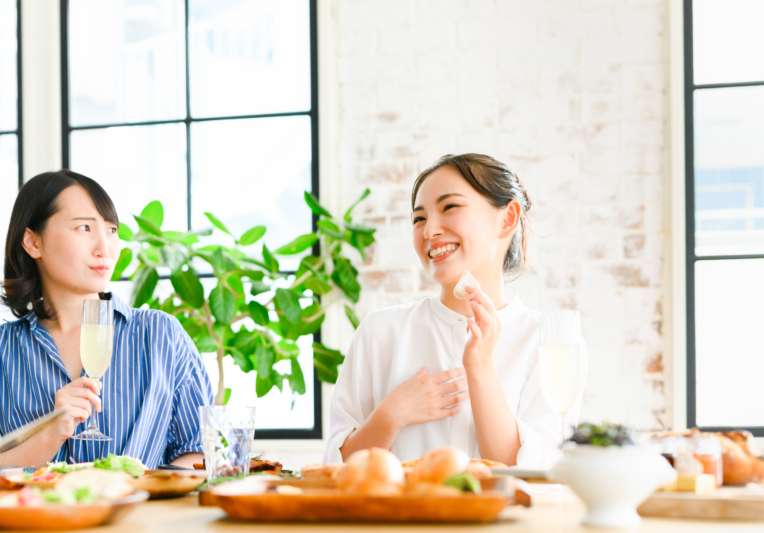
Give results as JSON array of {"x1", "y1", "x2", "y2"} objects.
[
  {"x1": 638, "y1": 487, "x2": 764, "y2": 521},
  {"x1": 214, "y1": 489, "x2": 511, "y2": 523}
]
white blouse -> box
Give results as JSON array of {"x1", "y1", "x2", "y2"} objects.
[{"x1": 324, "y1": 295, "x2": 587, "y2": 469}]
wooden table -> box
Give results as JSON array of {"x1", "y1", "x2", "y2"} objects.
[{"x1": 10, "y1": 488, "x2": 764, "y2": 532}]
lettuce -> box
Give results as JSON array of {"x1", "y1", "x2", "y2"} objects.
[{"x1": 93, "y1": 454, "x2": 145, "y2": 478}]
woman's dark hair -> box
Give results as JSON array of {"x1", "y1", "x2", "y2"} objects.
[
  {"x1": 2, "y1": 170, "x2": 119, "y2": 319},
  {"x1": 411, "y1": 154, "x2": 532, "y2": 279}
]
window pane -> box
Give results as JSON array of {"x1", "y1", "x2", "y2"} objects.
[
  {"x1": 68, "y1": 0, "x2": 186, "y2": 127},
  {"x1": 189, "y1": 0, "x2": 311, "y2": 118},
  {"x1": 694, "y1": 0, "x2": 764, "y2": 85},
  {"x1": 695, "y1": 259, "x2": 764, "y2": 427},
  {"x1": 190, "y1": 116, "x2": 312, "y2": 270},
  {"x1": 694, "y1": 86, "x2": 764, "y2": 256},
  {"x1": 71, "y1": 124, "x2": 188, "y2": 232},
  {"x1": 0, "y1": 0, "x2": 18, "y2": 131},
  {"x1": 0, "y1": 134, "x2": 18, "y2": 292}
]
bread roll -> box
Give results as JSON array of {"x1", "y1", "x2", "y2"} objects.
[
  {"x1": 409, "y1": 447, "x2": 470, "y2": 486},
  {"x1": 336, "y1": 448, "x2": 405, "y2": 495},
  {"x1": 465, "y1": 460, "x2": 492, "y2": 480},
  {"x1": 301, "y1": 463, "x2": 343, "y2": 479}
]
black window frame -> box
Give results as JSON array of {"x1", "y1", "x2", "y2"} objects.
[
  {"x1": 684, "y1": 0, "x2": 764, "y2": 436},
  {"x1": 60, "y1": 0, "x2": 322, "y2": 440},
  {"x1": 0, "y1": 0, "x2": 23, "y2": 189}
]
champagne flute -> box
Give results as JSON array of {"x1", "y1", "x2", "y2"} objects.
[
  {"x1": 71, "y1": 299, "x2": 114, "y2": 441},
  {"x1": 539, "y1": 311, "x2": 582, "y2": 449}
]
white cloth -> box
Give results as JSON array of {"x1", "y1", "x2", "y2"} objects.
[{"x1": 323, "y1": 296, "x2": 587, "y2": 469}]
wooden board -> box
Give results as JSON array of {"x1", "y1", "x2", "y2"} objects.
[
  {"x1": 214, "y1": 490, "x2": 511, "y2": 523},
  {"x1": 638, "y1": 487, "x2": 764, "y2": 521}
]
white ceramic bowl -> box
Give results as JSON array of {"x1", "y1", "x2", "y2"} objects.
[{"x1": 548, "y1": 444, "x2": 677, "y2": 528}]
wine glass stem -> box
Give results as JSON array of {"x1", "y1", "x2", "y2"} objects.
[
  {"x1": 560, "y1": 413, "x2": 566, "y2": 449},
  {"x1": 87, "y1": 382, "x2": 99, "y2": 432}
]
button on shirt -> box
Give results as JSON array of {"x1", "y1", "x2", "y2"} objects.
[
  {"x1": 0, "y1": 294, "x2": 214, "y2": 467},
  {"x1": 324, "y1": 296, "x2": 587, "y2": 469}
]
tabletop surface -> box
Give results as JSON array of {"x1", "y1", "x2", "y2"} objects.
[{"x1": 6, "y1": 487, "x2": 764, "y2": 532}]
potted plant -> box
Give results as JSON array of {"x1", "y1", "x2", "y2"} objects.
[
  {"x1": 112, "y1": 189, "x2": 374, "y2": 405},
  {"x1": 549, "y1": 422, "x2": 677, "y2": 528}
]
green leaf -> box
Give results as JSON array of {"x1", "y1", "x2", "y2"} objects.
[
  {"x1": 344, "y1": 305, "x2": 360, "y2": 329},
  {"x1": 262, "y1": 244, "x2": 280, "y2": 273},
  {"x1": 223, "y1": 388, "x2": 232, "y2": 405},
  {"x1": 111, "y1": 248, "x2": 133, "y2": 281},
  {"x1": 133, "y1": 214, "x2": 163, "y2": 236},
  {"x1": 256, "y1": 372, "x2": 275, "y2": 397},
  {"x1": 226, "y1": 274, "x2": 244, "y2": 296},
  {"x1": 277, "y1": 340, "x2": 300, "y2": 357},
  {"x1": 209, "y1": 284, "x2": 236, "y2": 324},
  {"x1": 140, "y1": 201, "x2": 164, "y2": 229},
  {"x1": 131, "y1": 267, "x2": 159, "y2": 308},
  {"x1": 275, "y1": 288, "x2": 302, "y2": 324},
  {"x1": 195, "y1": 336, "x2": 218, "y2": 353},
  {"x1": 118, "y1": 224, "x2": 134, "y2": 242},
  {"x1": 331, "y1": 257, "x2": 361, "y2": 303},
  {"x1": 274, "y1": 234, "x2": 318, "y2": 255},
  {"x1": 159, "y1": 245, "x2": 187, "y2": 273},
  {"x1": 179, "y1": 233, "x2": 200, "y2": 246},
  {"x1": 250, "y1": 280, "x2": 271, "y2": 296},
  {"x1": 304, "y1": 278, "x2": 332, "y2": 295},
  {"x1": 289, "y1": 358, "x2": 306, "y2": 395},
  {"x1": 240, "y1": 226, "x2": 266, "y2": 246},
  {"x1": 304, "y1": 191, "x2": 332, "y2": 217},
  {"x1": 204, "y1": 212, "x2": 233, "y2": 238},
  {"x1": 255, "y1": 345, "x2": 275, "y2": 379},
  {"x1": 345, "y1": 223, "x2": 375, "y2": 234},
  {"x1": 248, "y1": 301, "x2": 270, "y2": 327},
  {"x1": 229, "y1": 347, "x2": 253, "y2": 373},
  {"x1": 237, "y1": 269, "x2": 264, "y2": 281},
  {"x1": 313, "y1": 342, "x2": 345, "y2": 384},
  {"x1": 344, "y1": 188, "x2": 371, "y2": 222},
  {"x1": 317, "y1": 219, "x2": 344, "y2": 239},
  {"x1": 170, "y1": 270, "x2": 205, "y2": 308}
]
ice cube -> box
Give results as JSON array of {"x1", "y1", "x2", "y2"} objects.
[{"x1": 454, "y1": 270, "x2": 480, "y2": 299}]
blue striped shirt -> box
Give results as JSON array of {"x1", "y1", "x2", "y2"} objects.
[{"x1": 0, "y1": 293, "x2": 214, "y2": 468}]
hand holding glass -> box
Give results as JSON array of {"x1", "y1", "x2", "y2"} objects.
[
  {"x1": 539, "y1": 311, "x2": 582, "y2": 447},
  {"x1": 71, "y1": 299, "x2": 114, "y2": 442}
]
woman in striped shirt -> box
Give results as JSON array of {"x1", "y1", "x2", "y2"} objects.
[{"x1": 0, "y1": 170, "x2": 214, "y2": 468}]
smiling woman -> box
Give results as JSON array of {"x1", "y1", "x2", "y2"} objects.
[
  {"x1": 0, "y1": 170, "x2": 213, "y2": 468},
  {"x1": 325, "y1": 154, "x2": 587, "y2": 470}
]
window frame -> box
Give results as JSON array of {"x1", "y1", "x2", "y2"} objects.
[
  {"x1": 0, "y1": 0, "x2": 23, "y2": 189},
  {"x1": 684, "y1": 0, "x2": 764, "y2": 436},
  {"x1": 59, "y1": 0, "x2": 322, "y2": 440}
]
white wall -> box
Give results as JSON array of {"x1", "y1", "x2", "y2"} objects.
[{"x1": 333, "y1": 0, "x2": 671, "y2": 432}]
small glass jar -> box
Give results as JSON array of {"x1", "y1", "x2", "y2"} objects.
[
  {"x1": 657, "y1": 436, "x2": 688, "y2": 467},
  {"x1": 692, "y1": 435, "x2": 723, "y2": 487}
]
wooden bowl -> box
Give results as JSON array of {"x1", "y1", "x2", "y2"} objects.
[
  {"x1": 0, "y1": 490, "x2": 148, "y2": 530},
  {"x1": 130, "y1": 470, "x2": 207, "y2": 500}
]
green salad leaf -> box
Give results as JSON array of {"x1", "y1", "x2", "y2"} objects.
[
  {"x1": 444, "y1": 472, "x2": 482, "y2": 494},
  {"x1": 93, "y1": 454, "x2": 146, "y2": 478}
]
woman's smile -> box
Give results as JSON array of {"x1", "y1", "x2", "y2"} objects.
[{"x1": 428, "y1": 242, "x2": 460, "y2": 263}]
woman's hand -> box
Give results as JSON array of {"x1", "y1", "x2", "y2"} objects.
[
  {"x1": 463, "y1": 284, "x2": 502, "y2": 373},
  {"x1": 378, "y1": 367, "x2": 469, "y2": 430},
  {"x1": 49, "y1": 377, "x2": 102, "y2": 443}
]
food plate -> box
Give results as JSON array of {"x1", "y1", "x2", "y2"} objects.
[
  {"x1": 492, "y1": 467, "x2": 548, "y2": 483},
  {"x1": 209, "y1": 477, "x2": 527, "y2": 523},
  {"x1": 130, "y1": 470, "x2": 207, "y2": 500},
  {"x1": 0, "y1": 490, "x2": 149, "y2": 530}
]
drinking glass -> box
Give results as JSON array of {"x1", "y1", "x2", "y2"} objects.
[
  {"x1": 539, "y1": 311, "x2": 582, "y2": 448},
  {"x1": 200, "y1": 406, "x2": 256, "y2": 482},
  {"x1": 71, "y1": 299, "x2": 114, "y2": 441}
]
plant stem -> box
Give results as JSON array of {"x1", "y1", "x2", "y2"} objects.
[{"x1": 215, "y1": 343, "x2": 225, "y2": 405}]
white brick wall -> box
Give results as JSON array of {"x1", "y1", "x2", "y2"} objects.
[{"x1": 335, "y1": 0, "x2": 669, "y2": 431}]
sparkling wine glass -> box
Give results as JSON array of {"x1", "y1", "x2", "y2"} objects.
[
  {"x1": 539, "y1": 311, "x2": 582, "y2": 448},
  {"x1": 71, "y1": 299, "x2": 114, "y2": 441}
]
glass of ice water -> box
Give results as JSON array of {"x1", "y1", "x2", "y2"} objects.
[{"x1": 199, "y1": 406, "x2": 256, "y2": 482}]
